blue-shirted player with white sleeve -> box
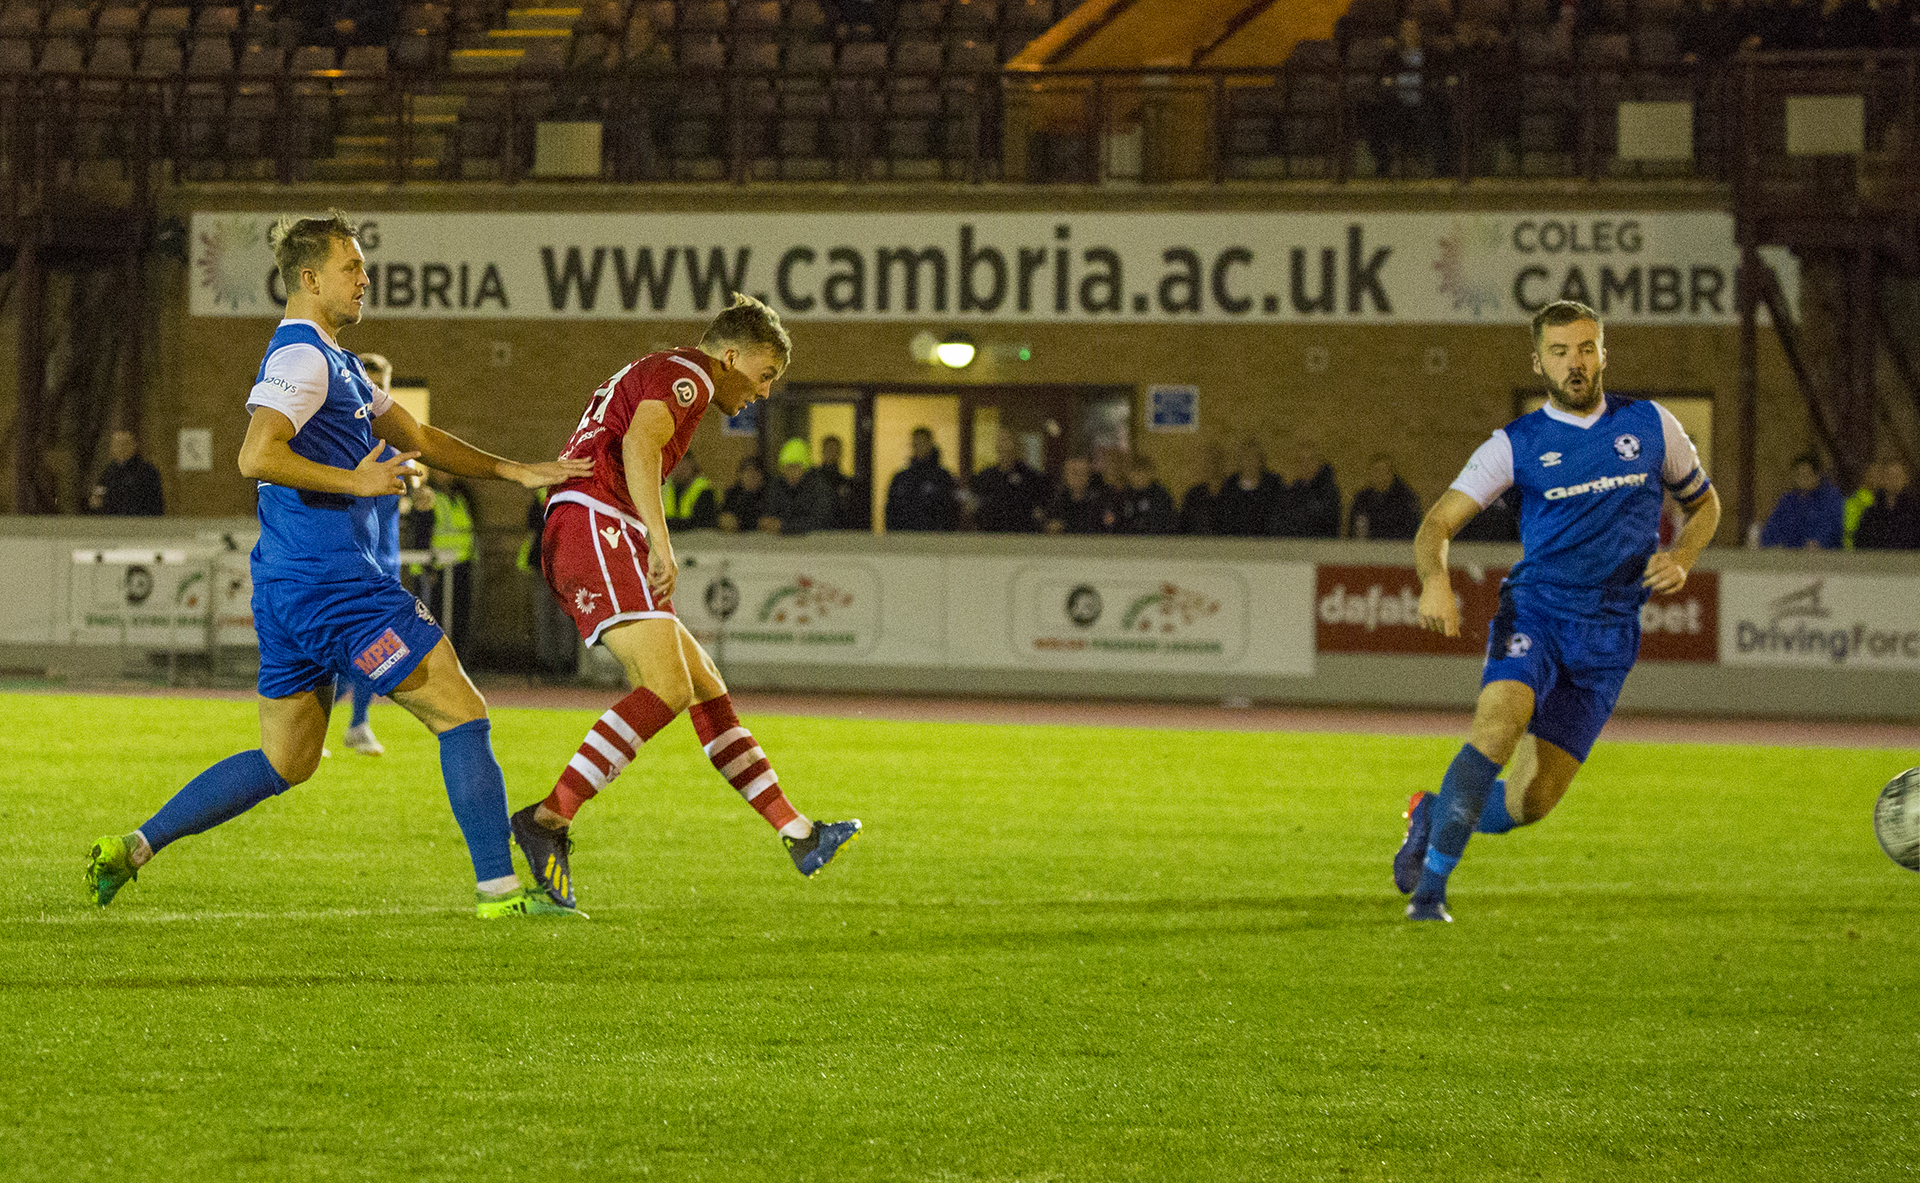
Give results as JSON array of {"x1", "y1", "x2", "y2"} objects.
[
  {"x1": 86, "y1": 211, "x2": 592, "y2": 919},
  {"x1": 1393, "y1": 300, "x2": 1721, "y2": 922}
]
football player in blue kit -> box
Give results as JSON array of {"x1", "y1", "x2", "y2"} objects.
[
  {"x1": 87, "y1": 211, "x2": 592, "y2": 919},
  {"x1": 1395, "y1": 300, "x2": 1721, "y2": 922}
]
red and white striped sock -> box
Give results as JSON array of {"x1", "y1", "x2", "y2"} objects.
[
  {"x1": 542, "y1": 688, "x2": 679, "y2": 821},
  {"x1": 688, "y1": 694, "x2": 809, "y2": 838}
]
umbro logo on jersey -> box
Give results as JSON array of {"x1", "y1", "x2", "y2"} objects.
[
  {"x1": 672, "y1": 377, "x2": 698, "y2": 407},
  {"x1": 1539, "y1": 452, "x2": 1562, "y2": 467},
  {"x1": 1614, "y1": 434, "x2": 1641, "y2": 460},
  {"x1": 600, "y1": 525, "x2": 623, "y2": 550}
]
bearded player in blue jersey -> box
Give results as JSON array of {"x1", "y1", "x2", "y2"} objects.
[
  {"x1": 86, "y1": 211, "x2": 592, "y2": 919},
  {"x1": 1394, "y1": 300, "x2": 1721, "y2": 922}
]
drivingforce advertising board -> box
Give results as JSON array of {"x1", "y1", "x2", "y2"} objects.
[{"x1": 190, "y1": 211, "x2": 1793, "y2": 325}]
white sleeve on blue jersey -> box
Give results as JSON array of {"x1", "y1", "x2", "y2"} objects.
[
  {"x1": 1447, "y1": 429, "x2": 1514, "y2": 509},
  {"x1": 245, "y1": 343, "x2": 329, "y2": 434},
  {"x1": 1651, "y1": 401, "x2": 1711, "y2": 504}
]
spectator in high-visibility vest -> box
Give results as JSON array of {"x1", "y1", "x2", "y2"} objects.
[
  {"x1": 426, "y1": 469, "x2": 476, "y2": 652},
  {"x1": 662, "y1": 454, "x2": 718, "y2": 529}
]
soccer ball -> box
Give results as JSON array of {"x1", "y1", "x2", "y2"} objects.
[{"x1": 1873, "y1": 768, "x2": 1920, "y2": 872}]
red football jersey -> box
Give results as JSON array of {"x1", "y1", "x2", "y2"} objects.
[{"x1": 550, "y1": 348, "x2": 715, "y2": 523}]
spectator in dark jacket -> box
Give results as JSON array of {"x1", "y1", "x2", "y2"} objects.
[
  {"x1": 1347, "y1": 452, "x2": 1423, "y2": 539},
  {"x1": 1455, "y1": 487, "x2": 1522, "y2": 542},
  {"x1": 1760, "y1": 453, "x2": 1845, "y2": 549},
  {"x1": 1116, "y1": 453, "x2": 1178, "y2": 534},
  {"x1": 884, "y1": 427, "x2": 960, "y2": 531},
  {"x1": 1854, "y1": 457, "x2": 1920, "y2": 549},
  {"x1": 1178, "y1": 442, "x2": 1228, "y2": 535},
  {"x1": 760, "y1": 438, "x2": 837, "y2": 534},
  {"x1": 718, "y1": 455, "x2": 768, "y2": 533},
  {"x1": 1213, "y1": 438, "x2": 1281, "y2": 536},
  {"x1": 971, "y1": 428, "x2": 1049, "y2": 532},
  {"x1": 88, "y1": 430, "x2": 165, "y2": 516},
  {"x1": 816, "y1": 434, "x2": 868, "y2": 530},
  {"x1": 1271, "y1": 443, "x2": 1342, "y2": 537},
  {"x1": 1044, "y1": 456, "x2": 1116, "y2": 534}
]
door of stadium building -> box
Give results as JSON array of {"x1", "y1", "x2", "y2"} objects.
[{"x1": 774, "y1": 384, "x2": 1136, "y2": 531}]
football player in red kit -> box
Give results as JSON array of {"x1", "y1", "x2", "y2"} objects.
[{"x1": 513, "y1": 294, "x2": 861, "y2": 910}]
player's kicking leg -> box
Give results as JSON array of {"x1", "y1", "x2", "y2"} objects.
[
  {"x1": 511, "y1": 617, "x2": 860, "y2": 908},
  {"x1": 1399, "y1": 680, "x2": 1534, "y2": 922},
  {"x1": 385, "y1": 636, "x2": 584, "y2": 919}
]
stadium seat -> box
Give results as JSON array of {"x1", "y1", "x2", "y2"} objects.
[
  {"x1": 945, "y1": 38, "x2": 995, "y2": 76},
  {"x1": 891, "y1": 38, "x2": 944, "y2": 118},
  {"x1": 47, "y1": 5, "x2": 95, "y2": 37},
  {"x1": 1632, "y1": 24, "x2": 1680, "y2": 66},
  {"x1": 198, "y1": 7, "x2": 241, "y2": 36},
  {"x1": 137, "y1": 37, "x2": 184, "y2": 77},
  {"x1": 633, "y1": 0, "x2": 674, "y2": 35},
  {"x1": 89, "y1": 38, "x2": 134, "y2": 75},
  {"x1": 236, "y1": 44, "x2": 281, "y2": 77},
  {"x1": 735, "y1": 1, "x2": 781, "y2": 34},
  {"x1": 733, "y1": 36, "x2": 778, "y2": 74},
  {"x1": 289, "y1": 45, "x2": 338, "y2": 73},
  {"x1": 0, "y1": 4, "x2": 35, "y2": 38},
  {"x1": 0, "y1": 37, "x2": 32, "y2": 72},
  {"x1": 38, "y1": 38, "x2": 87, "y2": 74},
  {"x1": 572, "y1": 31, "x2": 616, "y2": 69},
  {"x1": 950, "y1": 0, "x2": 994, "y2": 33},
  {"x1": 897, "y1": 1, "x2": 947, "y2": 33},
  {"x1": 576, "y1": 1, "x2": 623, "y2": 35},
  {"x1": 681, "y1": 0, "x2": 727, "y2": 36},
  {"x1": 96, "y1": 7, "x2": 144, "y2": 38},
  {"x1": 518, "y1": 40, "x2": 566, "y2": 72},
  {"x1": 147, "y1": 7, "x2": 192, "y2": 36},
  {"x1": 186, "y1": 37, "x2": 236, "y2": 77},
  {"x1": 342, "y1": 45, "x2": 388, "y2": 74},
  {"x1": 778, "y1": 39, "x2": 834, "y2": 116},
  {"x1": 784, "y1": 0, "x2": 828, "y2": 40}
]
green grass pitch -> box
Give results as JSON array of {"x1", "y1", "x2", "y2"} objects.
[{"x1": 7, "y1": 692, "x2": 1919, "y2": 1181}]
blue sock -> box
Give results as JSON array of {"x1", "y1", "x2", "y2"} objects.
[
  {"x1": 1412, "y1": 744, "x2": 1502, "y2": 903},
  {"x1": 437, "y1": 718, "x2": 514, "y2": 884},
  {"x1": 141, "y1": 750, "x2": 290, "y2": 854},
  {"x1": 1475, "y1": 780, "x2": 1518, "y2": 834},
  {"x1": 350, "y1": 681, "x2": 373, "y2": 729}
]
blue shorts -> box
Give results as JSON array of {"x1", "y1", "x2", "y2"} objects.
[
  {"x1": 252, "y1": 573, "x2": 444, "y2": 700},
  {"x1": 1481, "y1": 587, "x2": 1639, "y2": 763}
]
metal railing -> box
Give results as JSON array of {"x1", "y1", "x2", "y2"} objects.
[{"x1": 0, "y1": 49, "x2": 1908, "y2": 193}]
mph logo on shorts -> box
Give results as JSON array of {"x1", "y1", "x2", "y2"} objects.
[{"x1": 353, "y1": 628, "x2": 411, "y2": 680}]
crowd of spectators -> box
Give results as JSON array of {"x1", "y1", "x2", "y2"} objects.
[
  {"x1": 1761, "y1": 451, "x2": 1920, "y2": 550},
  {"x1": 684, "y1": 430, "x2": 1509, "y2": 541}
]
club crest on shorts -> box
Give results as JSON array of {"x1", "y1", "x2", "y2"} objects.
[
  {"x1": 1614, "y1": 434, "x2": 1641, "y2": 460},
  {"x1": 575, "y1": 587, "x2": 601, "y2": 614},
  {"x1": 600, "y1": 524, "x2": 622, "y2": 550},
  {"x1": 353, "y1": 628, "x2": 410, "y2": 680},
  {"x1": 1505, "y1": 632, "x2": 1533, "y2": 659},
  {"x1": 672, "y1": 377, "x2": 698, "y2": 407}
]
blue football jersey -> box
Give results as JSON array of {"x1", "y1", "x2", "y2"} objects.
[
  {"x1": 244, "y1": 319, "x2": 394, "y2": 584},
  {"x1": 1452, "y1": 396, "x2": 1710, "y2": 620}
]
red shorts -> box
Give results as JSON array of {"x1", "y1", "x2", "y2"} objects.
[{"x1": 541, "y1": 495, "x2": 676, "y2": 645}]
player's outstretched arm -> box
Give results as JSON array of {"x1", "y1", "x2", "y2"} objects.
[
  {"x1": 1644, "y1": 485, "x2": 1721, "y2": 594},
  {"x1": 239, "y1": 406, "x2": 419, "y2": 497},
  {"x1": 622, "y1": 402, "x2": 679, "y2": 599},
  {"x1": 370, "y1": 401, "x2": 590, "y2": 489},
  {"x1": 1413, "y1": 490, "x2": 1483, "y2": 637}
]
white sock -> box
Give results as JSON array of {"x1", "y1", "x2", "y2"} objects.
[
  {"x1": 477, "y1": 875, "x2": 520, "y2": 896},
  {"x1": 778, "y1": 817, "x2": 813, "y2": 841}
]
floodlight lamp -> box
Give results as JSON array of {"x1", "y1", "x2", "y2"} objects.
[{"x1": 934, "y1": 333, "x2": 976, "y2": 368}]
